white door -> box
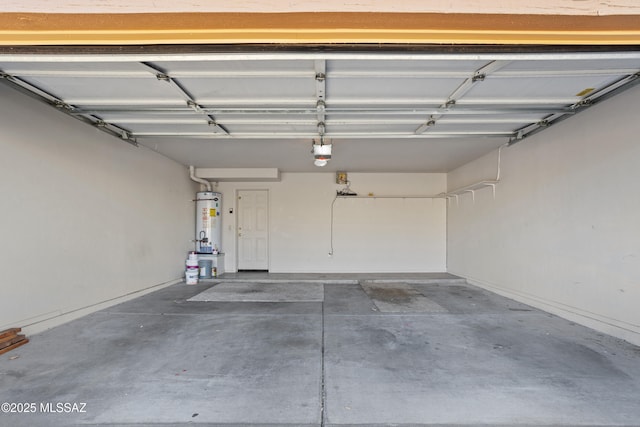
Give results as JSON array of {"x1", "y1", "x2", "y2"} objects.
[{"x1": 237, "y1": 190, "x2": 269, "y2": 271}]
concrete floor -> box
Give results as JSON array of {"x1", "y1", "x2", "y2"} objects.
[{"x1": 2, "y1": 273, "x2": 640, "y2": 427}]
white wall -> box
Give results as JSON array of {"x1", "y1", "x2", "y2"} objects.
[
  {"x1": 4, "y1": 0, "x2": 639, "y2": 15},
  {"x1": 217, "y1": 172, "x2": 447, "y2": 273},
  {"x1": 0, "y1": 84, "x2": 197, "y2": 334},
  {"x1": 447, "y1": 84, "x2": 640, "y2": 345}
]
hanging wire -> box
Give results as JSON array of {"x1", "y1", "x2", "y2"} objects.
[
  {"x1": 328, "y1": 192, "x2": 338, "y2": 256},
  {"x1": 329, "y1": 180, "x2": 358, "y2": 255}
]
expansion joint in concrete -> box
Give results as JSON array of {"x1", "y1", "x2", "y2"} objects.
[{"x1": 320, "y1": 288, "x2": 327, "y2": 427}]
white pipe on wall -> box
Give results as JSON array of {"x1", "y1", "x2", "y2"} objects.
[
  {"x1": 445, "y1": 142, "x2": 507, "y2": 200},
  {"x1": 189, "y1": 165, "x2": 212, "y2": 192}
]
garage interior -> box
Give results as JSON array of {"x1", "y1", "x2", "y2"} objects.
[{"x1": 1, "y1": 2, "x2": 640, "y2": 426}]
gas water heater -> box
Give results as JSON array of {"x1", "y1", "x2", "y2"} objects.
[{"x1": 195, "y1": 191, "x2": 222, "y2": 253}]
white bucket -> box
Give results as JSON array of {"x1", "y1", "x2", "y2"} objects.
[
  {"x1": 186, "y1": 252, "x2": 199, "y2": 267},
  {"x1": 185, "y1": 268, "x2": 199, "y2": 285}
]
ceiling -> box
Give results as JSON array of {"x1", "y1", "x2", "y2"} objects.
[{"x1": 1, "y1": 49, "x2": 639, "y2": 172}]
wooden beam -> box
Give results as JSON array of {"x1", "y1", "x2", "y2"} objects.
[
  {"x1": 0, "y1": 338, "x2": 29, "y2": 355},
  {"x1": 0, "y1": 334, "x2": 27, "y2": 349},
  {"x1": 0, "y1": 328, "x2": 21, "y2": 340},
  {"x1": 0, "y1": 12, "x2": 639, "y2": 46}
]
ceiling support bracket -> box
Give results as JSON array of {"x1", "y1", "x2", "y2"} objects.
[
  {"x1": 315, "y1": 59, "x2": 327, "y2": 138},
  {"x1": 509, "y1": 67, "x2": 640, "y2": 145},
  {"x1": 141, "y1": 61, "x2": 229, "y2": 136},
  {"x1": 0, "y1": 67, "x2": 138, "y2": 146},
  {"x1": 155, "y1": 72, "x2": 170, "y2": 82},
  {"x1": 415, "y1": 60, "x2": 511, "y2": 135},
  {"x1": 465, "y1": 190, "x2": 476, "y2": 203}
]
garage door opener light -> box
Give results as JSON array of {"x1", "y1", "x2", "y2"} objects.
[{"x1": 312, "y1": 137, "x2": 332, "y2": 167}]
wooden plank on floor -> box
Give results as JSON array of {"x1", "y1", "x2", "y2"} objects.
[
  {"x1": 0, "y1": 328, "x2": 21, "y2": 340},
  {"x1": 0, "y1": 338, "x2": 29, "y2": 356},
  {"x1": 0, "y1": 332, "x2": 22, "y2": 344},
  {"x1": 0, "y1": 335, "x2": 26, "y2": 349}
]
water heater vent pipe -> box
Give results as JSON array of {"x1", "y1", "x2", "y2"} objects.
[{"x1": 189, "y1": 165, "x2": 211, "y2": 192}]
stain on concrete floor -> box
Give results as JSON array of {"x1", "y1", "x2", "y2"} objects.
[{"x1": 360, "y1": 281, "x2": 448, "y2": 313}]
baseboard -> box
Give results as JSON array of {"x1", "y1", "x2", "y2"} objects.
[
  {"x1": 452, "y1": 271, "x2": 640, "y2": 347},
  {"x1": 15, "y1": 278, "x2": 183, "y2": 337}
]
